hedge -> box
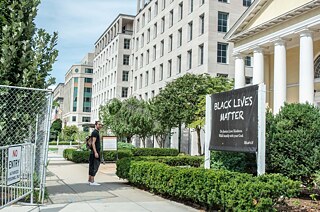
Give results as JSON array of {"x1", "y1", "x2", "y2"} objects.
[
  {"x1": 49, "y1": 141, "x2": 78, "y2": 145},
  {"x1": 119, "y1": 161, "x2": 300, "y2": 211},
  {"x1": 63, "y1": 149, "x2": 133, "y2": 163},
  {"x1": 116, "y1": 156, "x2": 203, "y2": 179},
  {"x1": 132, "y1": 148, "x2": 179, "y2": 156}
]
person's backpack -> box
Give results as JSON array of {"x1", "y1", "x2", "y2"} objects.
[{"x1": 85, "y1": 135, "x2": 93, "y2": 150}]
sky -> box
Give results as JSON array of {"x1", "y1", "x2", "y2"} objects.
[{"x1": 35, "y1": 0, "x2": 136, "y2": 88}]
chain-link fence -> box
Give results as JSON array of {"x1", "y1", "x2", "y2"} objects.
[{"x1": 0, "y1": 85, "x2": 52, "y2": 207}]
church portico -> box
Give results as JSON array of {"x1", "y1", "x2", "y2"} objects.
[{"x1": 226, "y1": 0, "x2": 320, "y2": 113}]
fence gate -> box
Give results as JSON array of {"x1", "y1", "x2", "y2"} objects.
[{"x1": 0, "y1": 85, "x2": 52, "y2": 208}]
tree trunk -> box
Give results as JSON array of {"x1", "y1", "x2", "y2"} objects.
[
  {"x1": 126, "y1": 136, "x2": 131, "y2": 143},
  {"x1": 196, "y1": 127, "x2": 202, "y2": 155}
]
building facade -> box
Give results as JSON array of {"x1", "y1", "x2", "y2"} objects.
[
  {"x1": 62, "y1": 53, "x2": 94, "y2": 131},
  {"x1": 52, "y1": 83, "x2": 64, "y2": 122},
  {"x1": 225, "y1": 0, "x2": 320, "y2": 113},
  {"x1": 132, "y1": 0, "x2": 253, "y2": 100},
  {"x1": 92, "y1": 14, "x2": 135, "y2": 121},
  {"x1": 91, "y1": 1, "x2": 254, "y2": 154}
]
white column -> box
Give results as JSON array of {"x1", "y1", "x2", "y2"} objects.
[
  {"x1": 234, "y1": 54, "x2": 245, "y2": 89},
  {"x1": 142, "y1": 0, "x2": 145, "y2": 8},
  {"x1": 137, "y1": 0, "x2": 141, "y2": 13},
  {"x1": 253, "y1": 47, "x2": 264, "y2": 85},
  {"x1": 273, "y1": 39, "x2": 287, "y2": 113},
  {"x1": 119, "y1": 19, "x2": 123, "y2": 33},
  {"x1": 299, "y1": 30, "x2": 314, "y2": 104}
]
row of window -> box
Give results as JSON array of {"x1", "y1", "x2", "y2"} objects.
[
  {"x1": 135, "y1": 12, "x2": 205, "y2": 52},
  {"x1": 218, "y1": 0, "x2": 252, "y2": 7},
  {"x1": 74, "y1": 77, "x2": 93, "y2": 83},
  {"x1": 137, "y1": 0, "x2": 205, "y2": 33},
  {"x1": 71, "y1": 116, "x2": 91, "y2": 123}
]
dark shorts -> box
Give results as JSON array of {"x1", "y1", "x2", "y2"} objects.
[{"x1": 89, "y1": 153, "x2": 100, "y2": 176}]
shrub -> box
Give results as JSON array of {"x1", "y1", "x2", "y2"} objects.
[
  {"x1": 63, "y1": 149, "x2": 132, "y2": 163},
  {"x1": 266, "y1": 103, "x2": 320, "y2": 185},
  {"x1": 210, "y1": 151, "x2": 256, "y2": 174},
  {"x1": 49, "y1": 141, "x2": 78, "y2": 145},
  {"x1": 117, "y1": 142, "x2": 136, "y2": 150},
  {"x1": 132, "y1": 148, "x2": 179, "y2": 156},
  {"x1": 116, "y1": 155, "x2": 203, "y2": 179},
  {"x1": 122, "y1": 161, "x2": 300, "y2": 211}
]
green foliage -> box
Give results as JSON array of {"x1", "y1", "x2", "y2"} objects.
[
  {"x1": 151, "y1": 74, "x2": 233, "y2": 154},
  {"x1": 0, "y1": 0, "x2": 58, "y2": 88},
  {"x1": 266, "y1": 103, "x2": 320, "y2": 185},
  {"x1": 51, "y1": 119, "x2": 62, "y2": 133},
  {"x1": 210, "y1": 151, "x2": 256, "y2": 174},
  {"x1": 63, "y1": 149, "x2": 133, "y2": 163},
  {"x1": 0, "y1": 0, "x2": 58, "y2": 145},
  {"x1": 118, "y1": 141, "x2": 136, "y2": 150},
  {"x1": 49, "y1": 141, "x2": 77, "y2": 145},
  {"x1": 62, "y1": 125, "x2": 79, "y2": 141},
  {"x1": 116, "y1": 156, "x2": 203, "y2": 180},
  {"x1": 118, "y1": 160, "x2": 300, "y2": 211},
  {"x1": 132, "y1": 148, "x2": 179, "y2": 156}
]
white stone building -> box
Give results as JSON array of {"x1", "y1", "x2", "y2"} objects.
[
  {"x1": 92, "y1": 14, "x2": 135, "y2": 121},
  {"x1": 91, "y1": 1, "x2": 254, "y2": 154},
  {"x1": 62, "y1": 53, "x2": 94, "y2": 131},
  {"x1": 225, "y1": 0, "x2": 320, "y2": 113}
]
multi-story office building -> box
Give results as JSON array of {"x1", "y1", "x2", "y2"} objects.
[
  {"x1": 62, "y1": 53, "x2": 94, "y2": 131},
  {"x1": 90, "y1": 1, "x2": 253, "y2": 154},
  {"x1": 92, "y1": 14, "x2": 135, "y2": 121},
  {"x1": 52, "y1": 83, "x2": 64, "y2": 122},
  {"x1": 132, "y1": 0, "x2": 253, "y2": 100},
  {"x1": 131, "y1": 0, "x2": 252, "y2": 154}
]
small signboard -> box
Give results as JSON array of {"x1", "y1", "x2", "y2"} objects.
[
  {"x1": 102, "y1": 136, "x2": 117, "y2": 151},
  {"x1": 209, "y1": 85, "x2": 259, "y2": 153},
  {"x1": 7, "y1": 145, "x2": 22, "y2": 186}
]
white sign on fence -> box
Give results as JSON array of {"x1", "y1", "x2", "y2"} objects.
[
  {"x1": 102, "y1": 136, "x2": 117, "y2": 151},
  {"x1": 7, "y1": 145, "x2": 22, "y2": 186}
]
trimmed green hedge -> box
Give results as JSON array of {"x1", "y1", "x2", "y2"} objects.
[
  {"x1": 119, "y1": 160, "x2": 300, "y2": 211},
  {"x1": 116, "y1": 156, "x2": 203, "y2": 179},
  {"x1": 132, "y1": 148, "x2": 179, "y2": 156},
  {"x1": 63, "y1": 149, "x2": 133, "y2": 163},
  {"x1": 49, "y1": 141, "x2": 78, "y2": 145}
]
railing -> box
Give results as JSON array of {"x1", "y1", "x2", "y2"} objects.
[{"x1": 0, "y1": 143, "x2": 35, "y2": 209}]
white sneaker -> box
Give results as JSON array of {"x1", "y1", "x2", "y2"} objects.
[{"x1": 89, "y1": 182, "x2": 101, "y2": 186}]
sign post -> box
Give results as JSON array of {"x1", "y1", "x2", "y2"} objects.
[
  {"x1": 257, "y1": 84, "x2": 266, "y2": 175},
  {"x1": 7, "y1": 145, "x2": 22, "y2": 186},
  {"x1": 102, "y1": 136, "x2": 118, "y2": 161},
  {"x1": 204, "y1": 95, "x2": 212, "y2": 169}
]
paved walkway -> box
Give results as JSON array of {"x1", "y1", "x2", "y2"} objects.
[{"x1": 3, "y1": 152, "x2": 200, "y2": 212}]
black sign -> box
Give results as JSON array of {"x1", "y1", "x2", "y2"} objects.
[{"x1": 209, "y1": 85, "x2": 259, "y2": 152}]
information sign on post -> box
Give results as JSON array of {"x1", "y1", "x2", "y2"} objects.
[
  {"x1": 210, "y1": 85, "x2": 259, "y2": 152},
  {"x1": 102, "y1": 136, "x2": 117, "y2": 151},
  {"x1": 207, "y1": 84, "x2": 266, "y2": 175},
  {"x1": 7, "y1": 145, "x2": 22, "y2": 186}
]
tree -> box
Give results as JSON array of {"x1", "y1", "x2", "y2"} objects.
[
  {"x1": 0, "y1": 0, "x2": 58, "y2": 88},
  {"x1": 51, "y1": 119, "x2": 62, "y2": 133},
  {"x1": 62, "y1": 125, "x2": 79, "y2": 142},
  {"x1": 152, "y1": 74, "x2": 233, "y2": 154},
  {"x1": 0, "y1": 0, "x2": 58, "y2": 146},
  {"x1": 129, "y1": 99, "x2": 153, "y2": 148}
]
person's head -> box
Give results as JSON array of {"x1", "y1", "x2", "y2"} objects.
[{"x1": 95, "y1": 121, "x2": 102, "y2": 130}]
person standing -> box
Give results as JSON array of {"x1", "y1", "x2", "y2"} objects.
[{"x1": 88, "y1": 120, "x2": 102, "y2": 186}]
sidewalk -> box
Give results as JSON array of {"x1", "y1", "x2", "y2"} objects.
[{"x1": 3, "y1": 153, "x2": 200, "y2": 212}]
